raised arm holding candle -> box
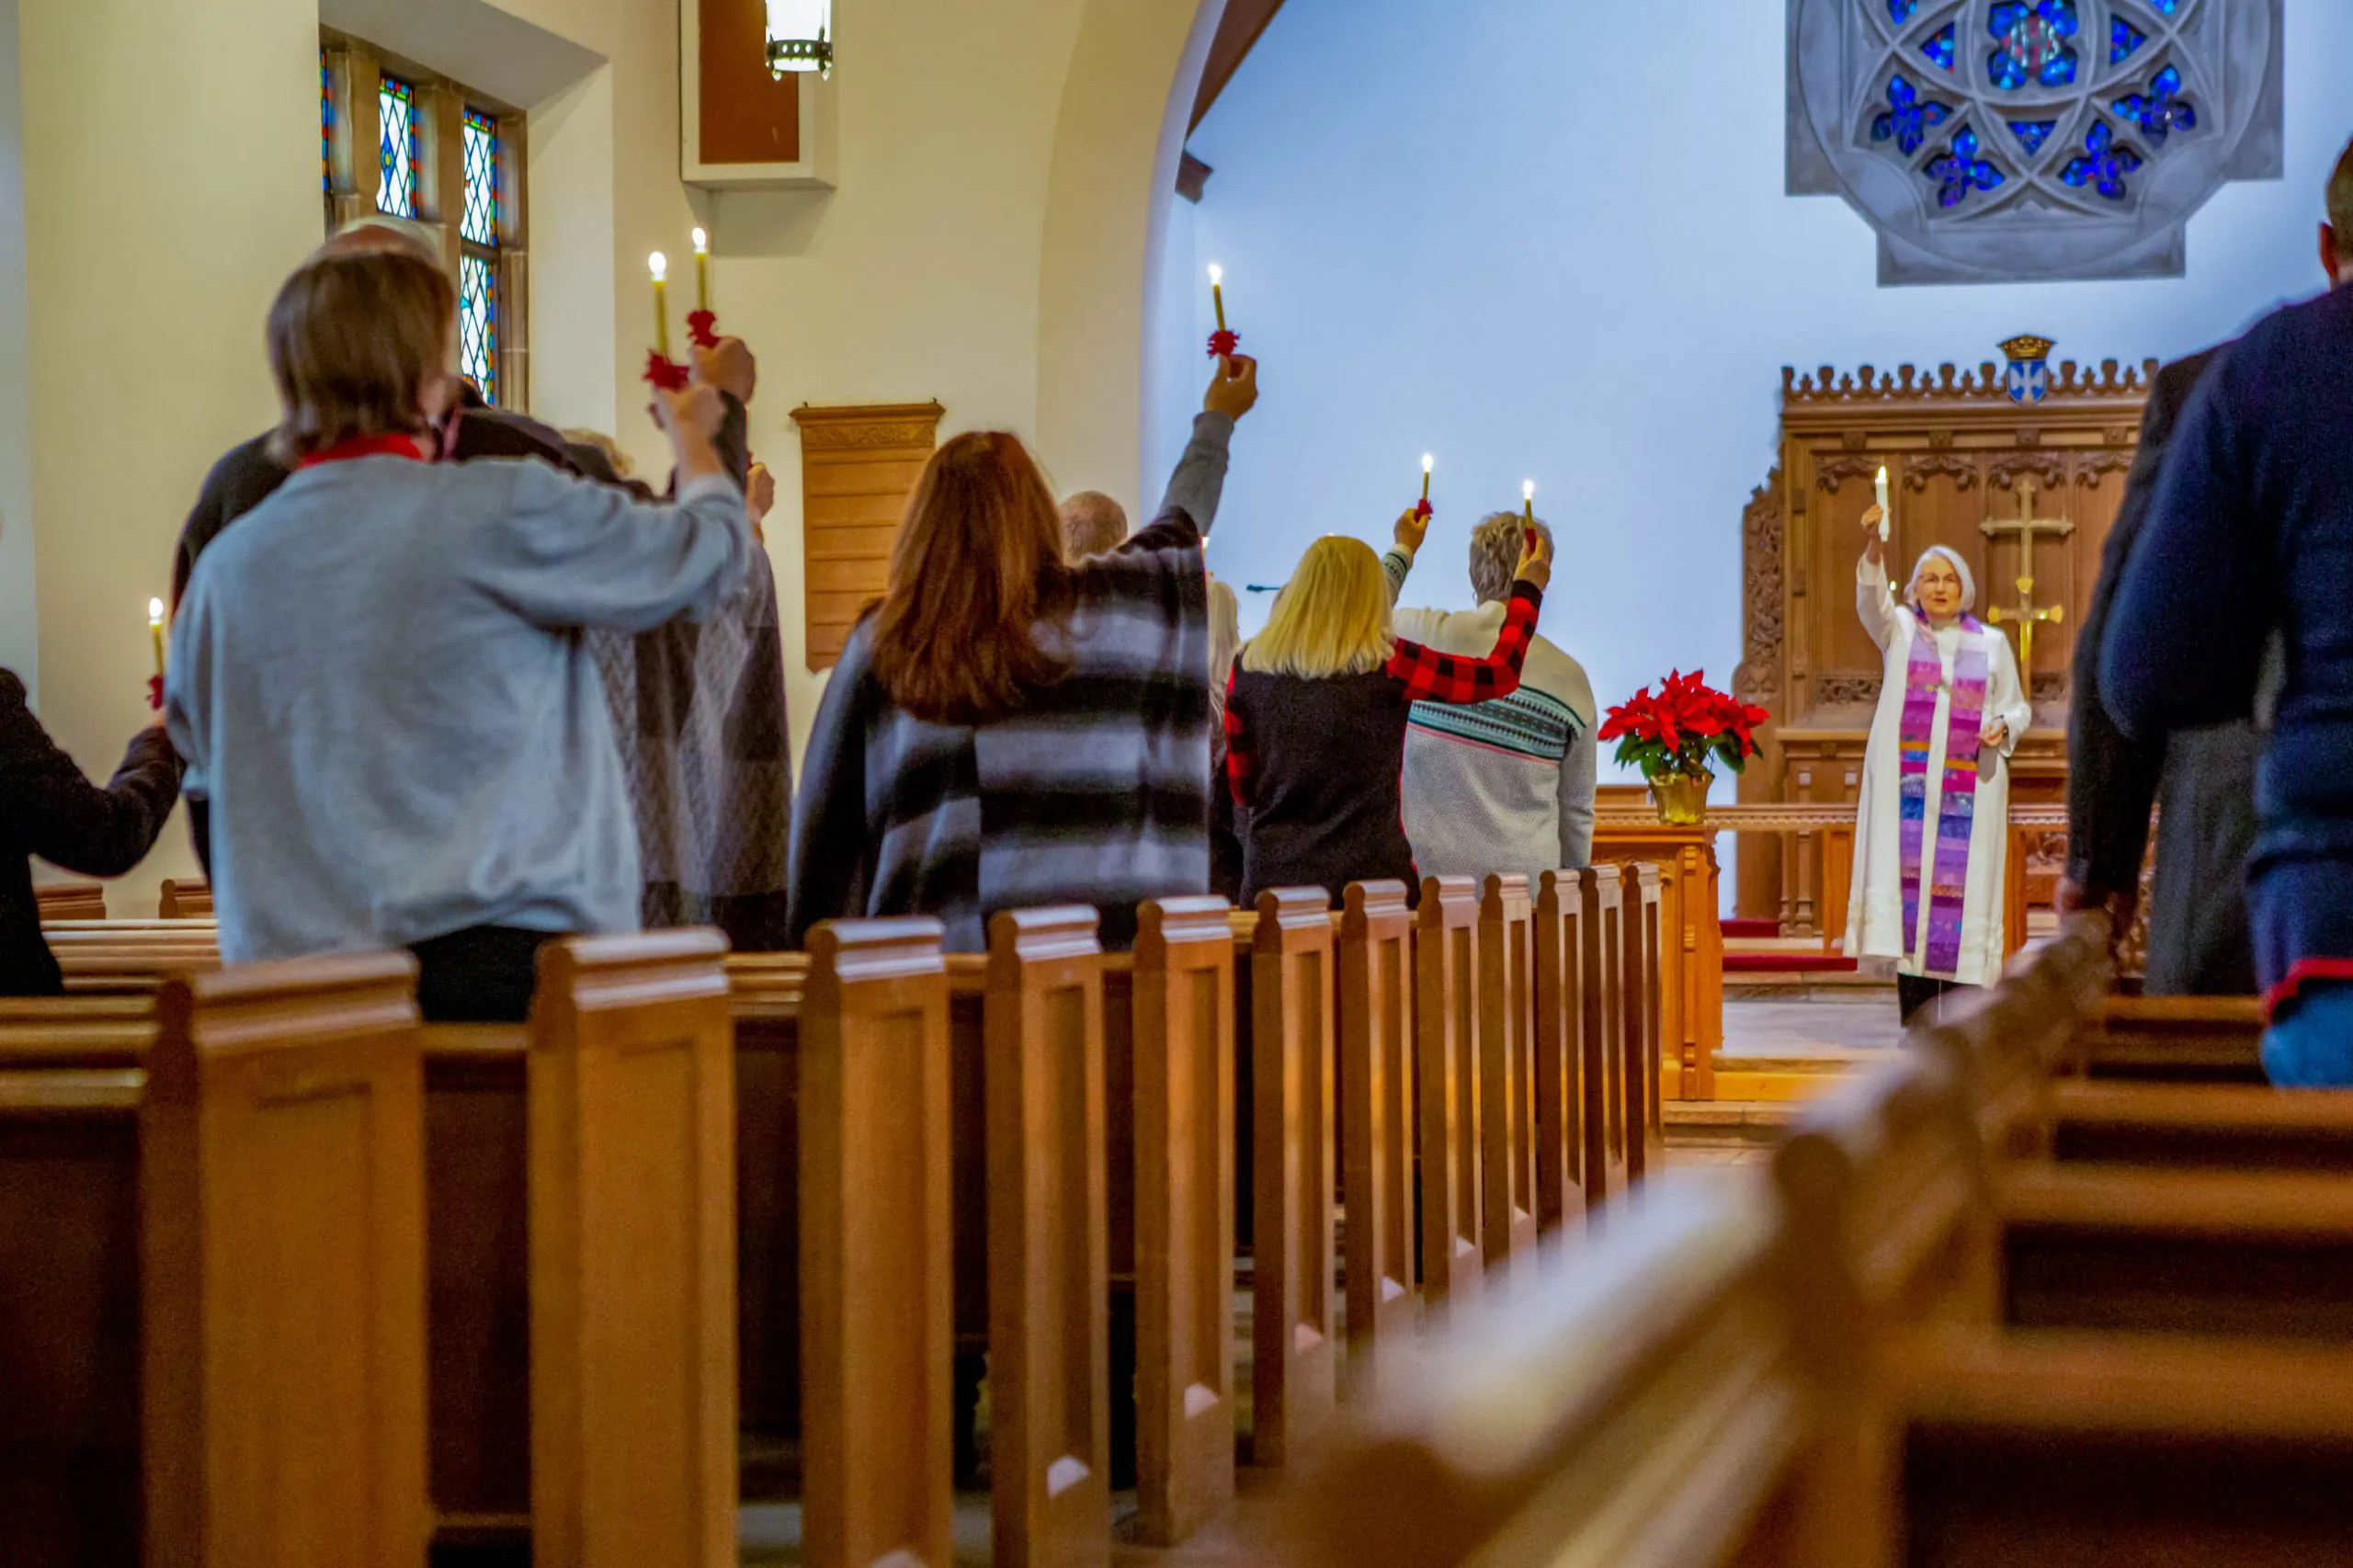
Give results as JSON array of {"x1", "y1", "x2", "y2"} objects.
[{"x1": 644, "y1": 252, "x2": 689, "y2": 390}]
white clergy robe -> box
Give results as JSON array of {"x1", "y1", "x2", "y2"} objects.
[{"x1": 1842, "y1": 557, "x2": 2033, "y2": 986}]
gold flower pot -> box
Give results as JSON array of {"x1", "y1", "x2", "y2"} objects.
[{"x1": 1647, "y1": 769, "x2": 1714, "y2": 825}]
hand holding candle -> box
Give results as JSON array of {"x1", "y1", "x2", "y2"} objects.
[
  {"x1": 1206, "y1": 263, "x2": 1239, "y2": 358},
  {"x1": 1874, "y1": 464, "x2": 1891, "y2": 540}
]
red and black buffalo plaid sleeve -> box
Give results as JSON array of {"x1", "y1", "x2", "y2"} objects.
[
  {"x1": 1222, "y1": 669, "x2": 1256, "y2": 808},
  {"x1": 1385, "y1": 581, "x2": 1543, "y2": 703}
]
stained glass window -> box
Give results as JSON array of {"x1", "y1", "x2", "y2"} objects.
[
  {"x1": 320, "y1": 52, "x2": 333, "y2": 195},
  {"x1": 378, "y1": 74, "x2": 418, "y2": 218},
  {"x1": 460, "y1": 254, "x2": 498, "y2": 404},
  {"x1": 461, "y1": 109, "x2": 499, "y2": 247},
  {"x1": 1789, "y1": 0, "x2": 2279, "y2": 281}
]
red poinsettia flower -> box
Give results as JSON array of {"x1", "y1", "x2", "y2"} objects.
[{"x1": 1602, "y1": 670, "x2": 1771, "y2": 780}]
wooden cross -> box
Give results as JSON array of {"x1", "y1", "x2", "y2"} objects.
[{"x1": 1978, "y1": 476, "x2": 2074, "y2": 673}]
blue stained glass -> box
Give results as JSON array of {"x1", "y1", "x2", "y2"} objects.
[
  {"x1": 2110, "y1": 17, "x2": 2147, "y2": 64},
  {"x1": 1987, "y1": 0, "x2": 2079, "y2": 91},
  {"x1": 461, "y1": 109, "x2": 499, "y2": 247},
  {"x1": 460, "y1": 254, "x2": 497, "y2": 404},
  {"x1": 2009, "y1": 119, "x2": 2057, "y2": 153},
  {"x1": 320, "y1": 52, "x2": 332, "y2": 195},
  {"x1": 2061, "y1": 119, "x2": 2143, "y2": 199},
  {"x1": 1921, "y1": 22, "x2": 1957, "y2": 71},
  {"x1": 1888, "y1": 0, "x2": 1918, "y2": 20},
  {"x1": 1926, "y1": 125, "x2": 2006, "y2": 209},
  {"x1": 377, "y1": 75, "x2": 418, "y2": 219},
  {"x1": 1871, "y1": 74, "x2": 1956, "y2": 155},
  {"x1": 2114, "y1": 65, "x2": 2197, "y2": 145}
]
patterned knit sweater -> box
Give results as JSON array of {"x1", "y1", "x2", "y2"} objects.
[{"x1": 784, "y1": 414, "x2": 1233, "y2": 952}]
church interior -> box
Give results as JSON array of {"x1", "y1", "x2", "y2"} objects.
[{"x1": 7, "y1": 0, "x2": 2353, "y2": 1562}]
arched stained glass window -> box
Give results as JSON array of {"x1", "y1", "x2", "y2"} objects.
[{"x1": 1788, "y1": 0, "x2": 2280, "y2": 283}]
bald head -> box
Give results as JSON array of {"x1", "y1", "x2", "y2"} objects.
[{"x1": 1061, "y1": 491, "x2": 1129, "y2": 560}]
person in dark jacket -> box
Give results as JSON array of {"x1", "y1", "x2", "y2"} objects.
[
  {"x1": 2057, "y1": 344, "x2": 2259, "y2": 995},
  {"x1": 1224, "y1": 516, "x2": 1551, "y2": 907},
  {"x1": 2101, "y1": 133, "x2": 2353, "y2": 1084},
  {"x1": 0, "y1": 671, "x2": 184, "y2": 995}
]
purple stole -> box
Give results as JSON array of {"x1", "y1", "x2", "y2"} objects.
[{"x1": 1898, "y1": 616, "x2": 1989, "y2": 976}]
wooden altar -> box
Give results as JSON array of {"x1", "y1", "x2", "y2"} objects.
[{"x1": 1732, "y1": 347, "x2": 2159, "y2": 927}]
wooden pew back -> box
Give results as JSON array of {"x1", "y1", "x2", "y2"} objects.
[
  {"x1": 1415, "y1": 878, "x2": 1485, "y2": 1316},
  {"x1": 142, "y1": 953, "x2": 429, "y2": 1568},
  {"x1": 1477, "y1": 875, "x2": 1539, "y2": 1279},
  {"x1": 1339, "y1": 881, "x2": 1418, "y2": 1395},
  {"x1": 528, "y1": 932, "x2": 737, "y2": 1568},
  {"x1": 1531, "y1": 871, "x2": 1588, "y2": 1235}
]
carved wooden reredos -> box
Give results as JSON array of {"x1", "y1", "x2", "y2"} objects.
[{"x1": 1731, "y1": 349, "x2": 2155, "y2": 922}]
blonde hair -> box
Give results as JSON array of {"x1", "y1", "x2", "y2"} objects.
[
  {"x1": 1239, "y1": 536, "x2": 1394, "y2": 679},
  {"x1": 1207, "y1": 574, "x2": 1241, "y2": 728}
]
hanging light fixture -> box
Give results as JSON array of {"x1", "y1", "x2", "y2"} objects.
[{"x1": 766, "y1": 0, "x2": 834, "y2": 78}]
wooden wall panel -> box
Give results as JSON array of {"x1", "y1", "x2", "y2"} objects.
[
  {"x1": 698, "y1": 0, "x2": 801, "y2": 165},
  {"x1": 790, "y1": 403, "x2": 945, "y2": 672}
]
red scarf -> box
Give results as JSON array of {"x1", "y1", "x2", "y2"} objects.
[{"x1": 296, "y1": 432, "x2": 433, "y2": 468}]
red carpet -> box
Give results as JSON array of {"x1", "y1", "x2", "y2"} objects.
[
  {"x1": 1722, "y1": 918, "x2": 1782, "y2": 940},
  {"x1": 1722, "y1": 951, "x2": 1858, "y2": 974}
]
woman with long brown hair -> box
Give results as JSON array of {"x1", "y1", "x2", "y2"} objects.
[{"x1": 786, "y1": 356, "x2": 1259, "y2": 950}]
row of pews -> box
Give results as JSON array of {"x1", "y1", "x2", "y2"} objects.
[
  {"x1": 1296, "y1": 917, "x2": 2353, "y2": 1565},
  {"x1": 5, "y1": 864, "x2": 1669, "y2": 1565}
]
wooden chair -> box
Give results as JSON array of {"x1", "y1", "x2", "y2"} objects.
[
  {"x1": 799, "y1": 919, "x2": 956, "y2": 1568},
  {"x1": 1476, "y1": 875, "x2": 1540, "y2": 1278},
  {"x1": 1247, "y1": 887, "x2": 1337, "y2": 1463},
  {"x1": 983, "y1": 908, "x2": 1111, "y2": 1568},
  {"x1": 528, "y1": 932, "x2": 738, "y2": 1568},
  {"x1": 1338, "y1": 880, "x2": 1418, "y2": 1396},
  {"x1": 143, "y1": 953, "x2": 430, "y2": 1568},
  {"x1": 1415, "y1": 877, "x2": 1484, "y2": 1316}
]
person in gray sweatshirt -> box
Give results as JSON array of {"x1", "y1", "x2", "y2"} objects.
[{"x1": 165, "y1": 246, "x2": 749, "y2": 1020}]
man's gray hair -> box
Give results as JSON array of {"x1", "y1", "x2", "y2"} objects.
[
  {"x1": 1469, "y1": 511, "x2": 1553, "y2": 604},
  {"x1": 323, "y1": 215, "x2": 446, "y2": 270},
  {"x1": 1061, "y1": 490, "x2": 1130, "y2": 561}
]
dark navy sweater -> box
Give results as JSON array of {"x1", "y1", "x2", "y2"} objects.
[{"x1": 2102, "y1": 282, "x2": 2353, "y2": 1011}]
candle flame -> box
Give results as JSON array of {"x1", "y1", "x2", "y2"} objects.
[
  {"x1": 691, "y1": 227, "x2": 709, "y2": 255},
  {"x1": 1422, "y1": 454, "x2": 1434, "y2": 474},
  {"x1": 147, "y1": 597, "x2": 164, "y2": 624},
  {"x1": 1877, "y1": 464, "x2": 1888, "y2": 483},
  {"x1": 649, "y1": 251, "x2": 668, "y2": 282},
  {"x1": 1207, "y1": 263, "x2": 1223, "y2": 286},
  {"x1": 1523, "y1": 480, "x2": 1535, "y2": 501}
]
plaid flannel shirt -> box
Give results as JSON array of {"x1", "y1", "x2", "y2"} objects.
[{"x1": 1224, "y1": 580, "x2": 1542, "y2": 806}]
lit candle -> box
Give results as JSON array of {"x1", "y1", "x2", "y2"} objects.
[
  {"x1": 1874, "y1": 464, "x2": 1891, "y2": 541},
  {"x1": 147, "y1": 597, "x2": 165, "y2": 681},
  {"x1": 1523, "y1": 480, "x2": 1536, "y2": 524},
  {"x1": 1208, "y1": 263, "x2": 1227, "y2": 334},
  {"x1": 691, "y1": 227, "x2": 710, "y2": 315},
  {"x1": 649, "y1": 252, "x2": 670, "y2": 358},
  {"x1": 1421, "y1": 453, "x2": 1434, "y2": 505}
]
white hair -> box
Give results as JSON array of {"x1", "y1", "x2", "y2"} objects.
[{"x1": 1907, "y1": 545, "x2": 1976, "y2": 616}]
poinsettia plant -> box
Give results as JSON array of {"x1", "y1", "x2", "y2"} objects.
[{"x1": 1597, "y1": 669, "x2": 1771, "y2": 779}]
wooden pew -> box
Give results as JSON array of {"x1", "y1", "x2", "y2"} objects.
[
  {"x1": 2067, "y1": 994, "x2": 2266, "y2": 1084},
  {"x1": 1476, "y1": 875, "x2": 1539, "y2": 1280},
  {"x1": 529, "y1": 932, "x2": 739, "y2": 1568},
  {"x1": 33, "y1": 881, "x2": 105, "y2": 921},
  {"x1": 1293, "y1": 1174, "x2": 1813, "y2": 1568},
  {"x1": 1530, "y1": 871, "x2": 1588, "y2": 1235},
  {"x1": 2, "y1": 936, "x2": 746, "y2": 1567},
  {"x1": 1579, "y1": 866, "x2": 1631, "y2": 1211},
  {"x1": 797, "y1": 920, "x2": 954, "y2": 1568},
  {"x1": 1415, "y1": 877, "x2": 1485, "y2": 1316},
  {"x1": 2, "y1": 954, "x2": 429, "y2": 1568},
  {"x1": 1617, "y1": 863, "x2": 1667, "y2": 1183},
  {"x1": 1338, "y1": 881, "x2": 1417, "y2": 1396},
  {"x1": 1243, "y1": 889, "x2": 1336, "y2": 1467},
  {"x1": 158, "y1": 877, "x2": 213, "y2": 919}
]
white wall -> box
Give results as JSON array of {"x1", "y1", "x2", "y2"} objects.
[
  {"x1": 0, "y1": 0, "x2": 35, "y2": 687},
  {"x1": 1165, "y1": 0, "x2": 2353, "y2": 773}
]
